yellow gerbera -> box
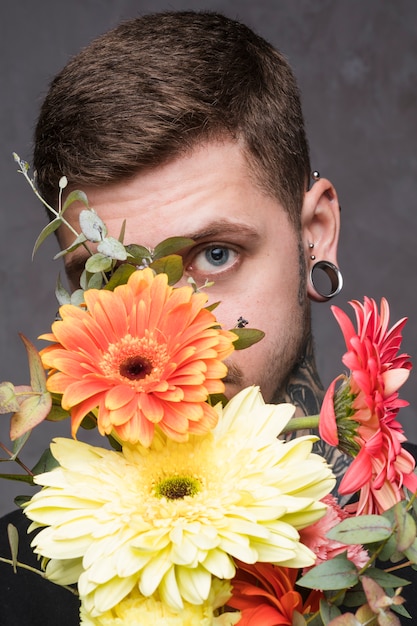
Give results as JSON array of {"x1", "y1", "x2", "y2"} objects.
[
  {"x1": 24, "y1": 387, "x2": 335, "y2": 616},
  {"x1": 40, "y1": 268, "x2": 236, "y2": 446},
  {"x1": 79, "y1": 580, "x2": 240, "y2": 625}
]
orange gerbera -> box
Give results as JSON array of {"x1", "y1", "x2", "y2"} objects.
[
  {"x1": 40, "y1": 268, "x2": 236, "y2": 446},
  {"x1": 319, "y1": 297, "x2": 417, "y2": 514},
  {"x1": 227, "y1": 561, "x2": 322, "y2": 625}
]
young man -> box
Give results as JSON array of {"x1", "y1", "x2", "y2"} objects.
[{"x1": 0, "y1": 11, "x2": 349, "y2": 624}]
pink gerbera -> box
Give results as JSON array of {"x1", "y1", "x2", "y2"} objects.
[
  {"x1": 40, "y1": 268, "x2": 236, "y2": 446},
  {"x1": 319, "y1": 297, "x2": 417, "y2": 514}
]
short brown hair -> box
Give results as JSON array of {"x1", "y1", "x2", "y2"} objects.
[{"x1": 34, "y1": 11, "x2": 311, "y2": 226}]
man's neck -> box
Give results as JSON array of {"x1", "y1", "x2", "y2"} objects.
[
  {"x1": 273, "y1": 332, "x2": 352, "y2": 498},
  {"x1": 273, "y1": 332, "x2": 324, "y2": 418}
]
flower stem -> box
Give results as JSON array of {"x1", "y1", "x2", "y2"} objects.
[
  {"x1": 0, "y1": 557, "x2": 78, "y2": 596},
  {"x1": 280, "y1": 415, "x2": 320, "y2": 434},
  {"x1": 0, "y1": 442, "x2": 33, "y2": 476}
]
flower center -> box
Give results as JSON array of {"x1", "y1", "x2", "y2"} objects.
[
  {"x1": 99, "y1": 333, "x2": 169, "y2": 389},
  {"x1": 119, "y1": 356, "x2": 153, "y2": 380},
  {"x1": 155, "y1": 475, "x2": 201, "y2": 500}
]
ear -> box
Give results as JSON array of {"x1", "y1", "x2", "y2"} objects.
[{"x1": 300, "y1": 178, "x2": 342, "y2": 302}]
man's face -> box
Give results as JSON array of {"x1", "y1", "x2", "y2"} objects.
[{"x1": 59, "y1": 140, "x2": 309, "y2": 403}]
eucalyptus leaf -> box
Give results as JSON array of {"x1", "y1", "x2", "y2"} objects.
[
  {"x1": 10, "y1": 392, "x2": 52, "y2": 441},
  {"x1": 62, "y1": 189, "x2": 89, "y2": 213},
  {"x1": 320, "y1": 598, "x2": 341, "y2": 624},
  {"x1": 45, "y1": 402, "x2": 69, "y2": 422},
  {"x1": 124, "y1": 243, "x2": 152, "y2": 265},
  {"x1": 0, "y1": 473, "x2": 34, "y2": 483},
  {"x1": 97, "y1": 236, "x2": 128, "y2": 260},
  {"x1": 53, "y1": 231, "x2": 87, "y2": 259},
  {"x1": 378, "y1": 535, "x2": 399, "y2": 562},
  {"x1": 326, "y1": 515, "x2": 393, "y2": 545},
  {"x1": 79, "y1": 209, "x2": 107, "y2": 242},
  {"x1": 70, "y1": 289, "x2": 86, "y2": 306},
  {"x1": 117, "y1": 219, "x2": 126, "y2": 243},
  {"x1": 229, "y1": 328, "x2": 265, "y2": 350},
  {"x1": 0, "y1": 382, "x2": 19, "y2": 413},
  {"x1": 150, "y1": 255, "x2": 183, "y2": 284},
  {"x1": 85, "y1": 252, "x2": 113, "y2": 274},
  {"x1": 298, "y1": 554, "x2": 359, "y2": 590},
  {"x1": 103, "y1": 263, "x2": 136, "y2": 291},
  {"x1": 11, "y1": 430, "x2": 31, "y2": 460},
  {"x1": 19, "y1": 334, "x2": 47, "y2": 393},
  {"x1": 363, "y1": 568, "x2": 410, "y2": 588},
  {"x1": 403, "y1": 536, "x2": 417, "y2": 564},
  {"x1": 393, "y1": 503, "x2": 416, "y2": 552},
  {"x1": 153, "y1": 236, "x2": 195, "y2": 259},
  {"x1": 87, "y1": 271, "x2": 104, "y2": 290},
  {"x1": 7, "y1": 524, "x2": 19, "y2": 572},
  {"x1": 31, "y1": 447, "x2": 59, "y2": 475},
  {"x1": 14, "y1": 495, "x2": 32, "y2": 508},
  {"x1": 32, "y1": 217, "x2": 62, "y2": 259},
  {"x1": 55, "y1": 274, "x2": 71, "y2": 305}
]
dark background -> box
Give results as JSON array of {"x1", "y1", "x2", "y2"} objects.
[{"x1": 1, "y1": 0, "x2": 416, "y2": 516}]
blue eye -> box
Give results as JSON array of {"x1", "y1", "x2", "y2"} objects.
[
  {"x1": 205, "y1": 247, "x2": 230, "y2": 266},
  {"x1": 187, "y1": 245, "x2": 238, "y2": 276}
]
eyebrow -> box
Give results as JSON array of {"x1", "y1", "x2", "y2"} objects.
[
  {"x1": 65, "y1": 219, "x2": 260, "y2": 280},
  {"x1": 181, "y1": 220, "x2": 261, "y2": 243}
]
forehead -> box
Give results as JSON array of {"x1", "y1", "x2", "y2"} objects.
[{"x1": 59, "y1": 140, "x2": 293, "y2": 273}]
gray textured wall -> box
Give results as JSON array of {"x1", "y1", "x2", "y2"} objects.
[{"x1": 1, "y1": 0, "x2": 416, "y2": 516}]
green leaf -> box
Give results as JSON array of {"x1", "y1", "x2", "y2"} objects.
[
  {"x1": 326, "y1": 515, "x2": 393, "y2": 545},
  {"x1": 364, "y1": 568, "x2": 410, "y2": 588},
  {"x1": 0, "y1": 473, "x2": 34, "y2": 483},
  {"x1": 86, "y1": 271, "x2": 104, "y2": 290},
  {"x1": 19, "y1": 334, "x2": 47, "y2": 393},
  {"x1": 45, "y1": 401, "x2": 69, "y2": 422},
  {"x1": 14, "y1": 494, "x2": 32, "y2": 508},
  {"x1": 10, "y1": 392, "x2": 52, "y2": 440},
  {"x1": 55, "y1": 274, "x2": 71, "y2": 305},
  {"x1": 317, "y1": 613, "x2": 360, "y2": 625},
  {"x1": 124, "y1": 244, "x2": 152, "y2": 265},
  {"x1": 32, "y1": 217, "x2": 62, "y2": 259},
  {"x1": 103, "y1": 263, "x2": 136, "y2": 291},
  {"x1": 70, "y1": 289, "x2": 86, "y2": 306},
  {"x1": 403, "y1": 536, "x2": 417, "y2": 564},
  {"x1": 62, "y1": 189, "x2": 89, "y2": 213},
  {"x1": 85, "y1": 252, "x2": 113, "y2": 274},
  {"x1": 298, "y1": 554, "x2": 359, "y2": 590},
  {"x1": 229, "y1": 327, "x2": 265, "y2": 350},
  {"x1": 53, "y1": 231, "x2": 87, "y2": 259},
  {"x1": 378, "y1": 535, "x2": 399, "y2": 561},
  {"x1": 393, "y1": 502, "x2": 416, "y2": 552},
  {"x1": 7, "y1": 524, "x2": 19, "y2": 573},
  {"x1": 117, "y1": 219, "x2": 126, "y2": 244},
  {"x1": 320, "y1": 598, "x2": 341, "y2": 624},
  {"x1": 97, "y1": 236, "x2": 128, "y2": 260},
  {"x1": 31, "y1": 448, "x2": 59, "y2": 475},
  {"x1": 153, "y1": 236, "x2": 194, "y2": 259},
  {"x1": 0, "y1": 382, "x2": 20, "y2": 413},
  {"x1": 11, "y1": 431, "x2": 31, "y2": 460},
  {"x1": 79, "y1": 209, "x2": 107, "y2": 242},
  {"x1": 150, "y1": 255, "x2": 184, "y2": 285}
]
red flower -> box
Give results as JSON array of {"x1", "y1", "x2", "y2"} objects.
[
  {"x1": 299, "y1": 495, "x2": 368, "y2": 570},
  {"x1": 228, "y1": 561, "x2": 322, "y2": 625},
  {"x1": 319, "y1": 297, "x2": 417, "y2": 514}
]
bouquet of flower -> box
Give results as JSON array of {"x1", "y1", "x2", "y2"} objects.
[{"x1": 1, "y1": 156, "x2": 417, "y2": 626}]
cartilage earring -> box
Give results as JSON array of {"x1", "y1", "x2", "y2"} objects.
[
  {"x1": 310, "y1": 260, "x2": 343, "y2": 300},
  {"x1": 311, "y1": 171, "x2": 320, "y2": 181}
]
